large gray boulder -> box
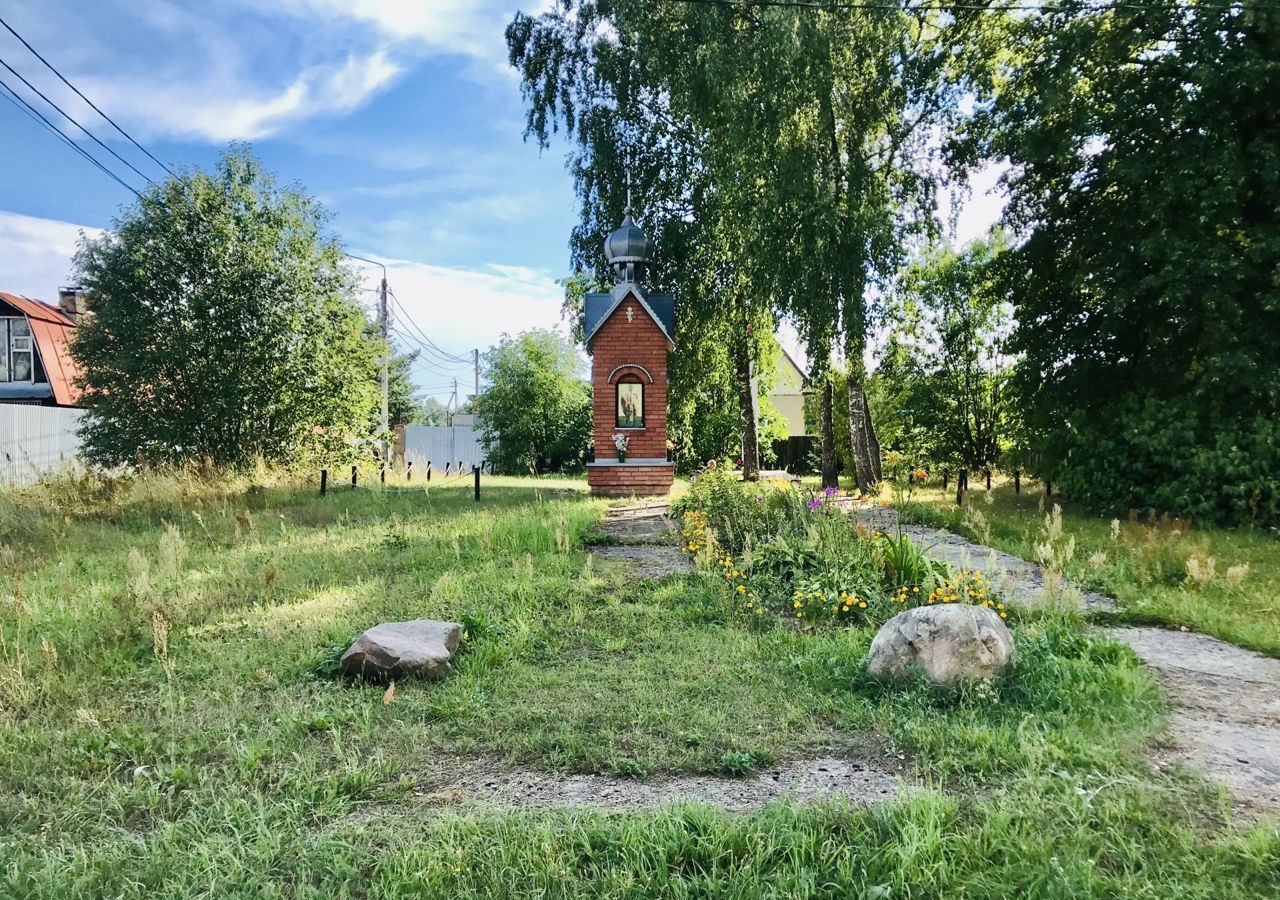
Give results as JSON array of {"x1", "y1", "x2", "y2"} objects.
[
  {"x1": 867, "y1": 604, "x2": 1015, "y2": 685},
  {"x1": 340, "y1": 619, "x2": 462, "y2": 680}
]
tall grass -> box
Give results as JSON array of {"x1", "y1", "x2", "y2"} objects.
[{"x1": 0, "y1": 469, "x2": 1275, "y2": 897}]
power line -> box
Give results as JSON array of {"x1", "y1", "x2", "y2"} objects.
[
  {"x1": 390, "y1": 297, "x2": 473, "y2": 365},
  {"x1": 0, "y1": 14, "x2": 178, "y2": 179},
  {"x1": 389, "y1": 321, "x2": 470, "y2": 362},
  {"x1": 663, "y1": 0, "x2": 1276, "y2": 11},
  {"x1": 391, "y1": 327, "x2": 473, "y2": 371},
  {"x1": 0, "y1": 53, "x2": 158, "y2": 187},
  {"x1": 393, "y1": 330, "x2": 474, "y2": 375},
  {"x1": 0, "y1": 73, "x2": 141, "y2": 197},
  {"x1": 386, "y1": 291, "x2": 474, "y2": 365}
]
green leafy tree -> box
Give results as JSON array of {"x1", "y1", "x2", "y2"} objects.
[
  {"x1": 386, "y1": 349, "x2": 421, "y2": 427},
  {"x1": 509, "y1": 2, "x2": 1003, "y2": 488},
  {"x1": 508, "y1": 4, "x2": 782, "y2": 479},
  {"x1": 476, "y1": 330, "x2": 592, "y2": 474},
  {"x1": 71, "y1": 149, "x2": 381, "y2": 467},
  {"x1": 881, "y1": 235, "x2": 1017, "y2": 475},
  {"x1": 970, "y1": 1, "x2": 1280, "y2": 523}
]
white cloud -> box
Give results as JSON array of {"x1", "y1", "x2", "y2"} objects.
[
  {"x1": 0, "y1": 210, "x2": 101, "y2": 299},
  {"x1": 86, "y1": 50, "x2": 401, "y2": 143},
  {"x1": 0, "y1": 1, "x2": 544, "y2": 145}
]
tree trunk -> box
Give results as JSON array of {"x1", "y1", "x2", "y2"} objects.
[
  {"x1": 819, "y1": 375, "x2": 838, "y2": 489},
  {"x1": 734, "y1": 331, "x2": 760, "y2": 480},
  {"x1": 846, "y1": 371, "x2": 875, "y2": 495},
  {"x1": 861, "y1": 386, "x2": 883, "y2": 483}
]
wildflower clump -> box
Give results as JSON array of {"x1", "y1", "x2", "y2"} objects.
[
  {"x1": 680, "y1": 509, "x2": 711, "y2": 556},
  {"x1": 925, "y1": 568, "x2": 1006, "y2": 618}
]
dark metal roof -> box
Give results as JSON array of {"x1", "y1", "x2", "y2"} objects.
[
  {"x1": 583, "y1": 287, "x2": 676, "y2": 351},
  {"x1": 603, "y1": 215, "x2": 651, "y2": 264}
]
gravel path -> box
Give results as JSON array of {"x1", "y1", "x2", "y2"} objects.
[{"x1": 1107, "y1": 627, "x2": 1280, "y2": 814}]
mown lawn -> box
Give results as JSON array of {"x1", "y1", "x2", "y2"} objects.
[
  {"x1": 895, "y1": 476, "x2": 1280, "y2": 657},
  {"x1": 0, "y1": 470, "x2": 1276, "y2": 897}
]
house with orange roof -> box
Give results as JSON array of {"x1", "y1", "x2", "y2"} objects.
[{"x1": 0, "y1": 290, "x2": 84, "y2": 407}]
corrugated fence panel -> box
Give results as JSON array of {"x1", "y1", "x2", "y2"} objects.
[
  {"x1": 403, "y1": 425, "x2": 484, "y2": 474},
  {"x1": 0, "y1": 405, "x2": 84, "y2": 486}
]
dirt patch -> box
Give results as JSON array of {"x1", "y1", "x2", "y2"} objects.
[
  {"x1": 1107, "y1": 627, "x2": 1280, "y2": 814},
  {"x1": 386, "y1": 751, "x2": 907, "y2": 816}
]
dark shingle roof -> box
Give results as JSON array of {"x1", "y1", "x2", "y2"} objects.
[{"x1": 583, "y1": 287, "x2": 675, "y2": 351}]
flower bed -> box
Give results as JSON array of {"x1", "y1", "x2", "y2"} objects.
[{"x1": 673, "y1": 470, "x2": 1007, "y2": 627}]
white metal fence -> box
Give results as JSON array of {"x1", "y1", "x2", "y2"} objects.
[
  {"x1": 0, "y1": 405, "x2": 84, "y2": 486},
  {"x1": 402, "y1": 424, "x2": 484, "y2": 474}
]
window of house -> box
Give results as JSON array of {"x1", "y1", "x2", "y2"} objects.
[
  {"x1": 616, "y1": 378, "x2": 644, "y2": 428},
  {"x1": 1, "y1": 318, "x2": 34, "y2": 383}
]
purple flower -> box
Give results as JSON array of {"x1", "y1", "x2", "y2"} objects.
[
  {"x1": 824, "y1": 487, "x2": 839, "y2": 497},
  {"x1": 807, "y1": 497, "x2": 824, "y2": 510},
  {"x1": 755, "y1": 496, "x2": 765, "y2": 502}
]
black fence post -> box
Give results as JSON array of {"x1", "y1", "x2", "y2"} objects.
[
  {"x1": 473, "y1": 465, "x2": 480, "y2": 502},
  {"x1": 406, "y1": 461, "x2": 413, "y2": 482},
  {"x1": 426, "y1": 461, "x2": 432, "y2": 482},
  {"x1": 351, "y1": 465, "x2": 358, "y2": 487},
  {"x1": 942, "y1": 470, "x2": 949, "y2": 490},
  {"x1": 380, "y1": 465, "x2": 386, "y2": 485},
  {"x1": 320, "y1": 469, "x2": 327, "y2": 496},
  {"x1": 1014, "y1": 469, "x2": 1021, "y2": 494},
  {"x1": 985, "y1": 468, "x2": 992, "y2": 491},
  {"x1": 956, "y1": 468, "x2": 967, "y2": 506}
]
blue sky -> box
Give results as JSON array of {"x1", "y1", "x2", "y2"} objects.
[
  {"x1": 0, "y1": 1, "x2": 1004, "y2": 399},
  {"x1": 0, "y1": 0, "x2": 581, "y2": 400}
]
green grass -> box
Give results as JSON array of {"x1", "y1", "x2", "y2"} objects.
[
  {"x1": 895, "y1": 476, "x2": 1280, "y2": 657},
  {"x1": 0, "y1": 469, "x2": 1276, "y2": 897}
]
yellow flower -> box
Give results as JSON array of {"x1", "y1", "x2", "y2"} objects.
[
  {"x1": 737, "y1": 585, "x2": 746, "y2": 594},
  {"x1": 859, "y1": 601, "x2": 867, "y2": 608}
]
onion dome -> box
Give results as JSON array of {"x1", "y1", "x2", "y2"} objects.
[{"x1": 604, "y1": 214, "x2": 651, "y2": 283}]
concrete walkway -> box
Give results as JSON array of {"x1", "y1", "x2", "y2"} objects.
[{"x1": 588, "y1": 500, "x2": 691, "y2": 579}]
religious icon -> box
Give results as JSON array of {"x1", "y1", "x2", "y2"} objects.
[{"x1": 617, "y1": 381, "x2": 644, "y2": 428}]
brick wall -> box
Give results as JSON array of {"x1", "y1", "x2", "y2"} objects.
[
  {"x1": 591, "y1": 293, "x2": 670, "y2": 460},
  {"x1": 586, "y1": 463, "x2": 675, "y2": 497}
]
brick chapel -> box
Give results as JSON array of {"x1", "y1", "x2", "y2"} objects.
[{"x1": 583, "y1": 215, "x2": 676, "y2": 497}]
